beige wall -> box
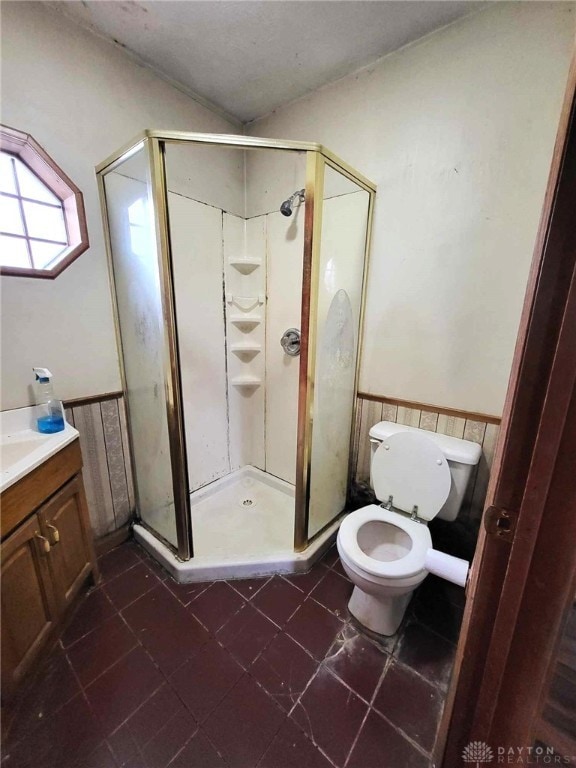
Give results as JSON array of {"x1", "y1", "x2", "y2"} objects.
[
  {"x1": 248, "y1": 2, "x2": 575, "y2": 417},
  {"x1": 0, "y1": 1, "x2": 238, "y2": 410},
  {"x1": 3, "y1": 2, "x2": 574, "y2": 420}
]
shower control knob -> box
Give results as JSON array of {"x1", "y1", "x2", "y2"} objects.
[{"x1": 281, "y1": 328, "x2": 301, "y2": 356}]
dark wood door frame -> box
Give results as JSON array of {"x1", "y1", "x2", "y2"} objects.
[{"x1": 440, "y1": 50, "x2": 576, "y2": 764}]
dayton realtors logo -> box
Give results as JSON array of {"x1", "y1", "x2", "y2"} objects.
[
  {"x1": 462, "y1": 741, "x2": 573, "y2": 765},
  {"x1": 463, "y1": 741, "x2": 494, "y2": 767}
]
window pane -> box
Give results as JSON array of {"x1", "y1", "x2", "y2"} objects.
[
  {"x1": 15, "y1": 158, "x2": 60, "y2": 205},
  {"x1": 22, "y1": 200, "x2": 67, "y2": 242},
  {"x1": 0, "y1": 194, "x2": 24, "y2": 235},
  {"x1": 0, "y1": 153, "x2": 17, "y2": 195},
  {"x1": 30, "y1": 240, "x2": 66, "y2": 270},
  {"x1": 0, "y1": 234, "x2": 31, "y2": 268}
]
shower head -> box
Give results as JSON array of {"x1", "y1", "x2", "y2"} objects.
[{"x1": 280, "y1": 188, "x2": 305, "y2": 217}]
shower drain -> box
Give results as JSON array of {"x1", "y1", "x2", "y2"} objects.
[{"x1": 239, "y1": 497, "x2": 257, "y2": 509}]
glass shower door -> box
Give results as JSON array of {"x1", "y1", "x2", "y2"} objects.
[
  {"x1": 102, "y1": 146, "x2": 180, "y2": 549},
  {"x1": 306, "y1": 164, "x2": 371, "y2": 539}
]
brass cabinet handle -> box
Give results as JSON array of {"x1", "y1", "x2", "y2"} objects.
[
  {"x1": 46, "y1": 524, "x2": 60, "y2": 545},
  {"x1": 35, "y1": 532, "x2": 51, "y2": 554}
]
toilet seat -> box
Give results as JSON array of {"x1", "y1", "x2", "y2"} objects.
[
  {"x1": 338, "y1": 505, "x2": 431, "y2": 579},
  {"x1": 372, "y1": 431, "x2": 451, "y2": 521}
]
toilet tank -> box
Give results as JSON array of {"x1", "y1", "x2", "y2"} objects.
[{"x1": 368, "y1": 421, "x2": 482, "y2": 521}]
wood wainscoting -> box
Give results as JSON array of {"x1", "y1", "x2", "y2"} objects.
[
  {"x1": 63, "y1": 392, "x2": 134, "y2": 542},
  {"x1": 63, "y1": 389, "x2": 499, "y2": 549}
]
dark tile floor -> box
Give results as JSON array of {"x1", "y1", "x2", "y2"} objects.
[{"x1": 1, "y1": 540, "x2": 463, "y2": 768}]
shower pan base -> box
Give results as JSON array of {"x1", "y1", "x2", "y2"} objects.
[{"x1": 133, "y1": 466, "x2": 339, "y2": 583}]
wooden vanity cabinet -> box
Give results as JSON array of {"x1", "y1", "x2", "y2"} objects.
[{"x1": 1, "y1": 439, "x2": 98, "y2": 698}]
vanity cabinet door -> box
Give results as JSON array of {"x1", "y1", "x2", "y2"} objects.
[
  {"x1": 1, "y1": 515, "x2": 59, "y2": 693},
  {"x1": 38, "y1": 475, "x2": 94, "y2": 612}
]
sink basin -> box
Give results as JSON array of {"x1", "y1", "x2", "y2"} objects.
[
  {"x1": 1, "y1": 434, "x2": 52, "y2": 467},
  {"x1": 0, "y1": 407, "x2": 79, "y2": 493}
]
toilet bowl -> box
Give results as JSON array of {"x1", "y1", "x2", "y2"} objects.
[
  {"x1": 338, "y1": 505, "x2": 432, "y2": 635},
  {"x1": 337, "y1": 424, "x2": 481, "y2": 636}
]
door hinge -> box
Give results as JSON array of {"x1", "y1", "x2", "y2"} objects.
[{"x1": 484, "y1": 505, "x2": 518, "y2": 542}]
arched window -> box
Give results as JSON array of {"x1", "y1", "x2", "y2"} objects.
[{"x1": 0, "y1": 126, "x2": 88, "y2": 278}]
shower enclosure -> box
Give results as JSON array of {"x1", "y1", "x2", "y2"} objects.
[{"x1": 97, "y1": 131, "x2": 375, "y2": 581}]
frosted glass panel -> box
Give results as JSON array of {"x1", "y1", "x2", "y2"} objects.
[
  {"x1": 307, "y1": 167, "x2": 370, "y2": 538},
  {"x1": 104, "y1": 150, "x2": 178, "y2": 548}
]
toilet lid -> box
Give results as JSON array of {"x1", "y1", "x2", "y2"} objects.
[{"x1": 372, "y1": 431, "x2": 451, "y2": 521}]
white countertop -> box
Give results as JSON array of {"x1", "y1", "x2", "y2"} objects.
[{"x1": 0, "y1": 406, "x2": 79, "y2": 493}]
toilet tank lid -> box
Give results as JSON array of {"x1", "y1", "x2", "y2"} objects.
[{"x1": 369, "y1": 421, "x2": 482, "y2": 465}]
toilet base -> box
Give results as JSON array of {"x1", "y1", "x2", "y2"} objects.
[{"x1": 348, "y1": 585, "x2": 413, "y2": 636}]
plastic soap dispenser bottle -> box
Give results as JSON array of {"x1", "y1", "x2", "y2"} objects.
[{"x1": 33, "y1": 368, "x2": 65, "y2": 434}]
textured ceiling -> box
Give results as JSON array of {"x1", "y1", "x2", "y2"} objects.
[{"x1": 49, "y1": 1, "x2": 484, "y2": 124}]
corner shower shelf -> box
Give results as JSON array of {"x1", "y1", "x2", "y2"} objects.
[
  {"x1": 231, "y1": 376, "x2": 261, "y2": 388},
  {"x1": 229, "y1": 258, "x2": 262, "y2": 274},
  {"x1": 226, "y1": 294, "x2": 265, "y2": 312},
  {"x1": 230, "y1": 315, "x2": 261, "y2": 329},
  {"x1": 230, "y1": 343, "x2": 262, "y2": 358}
]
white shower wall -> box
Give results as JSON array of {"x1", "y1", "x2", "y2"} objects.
[
  {"x1": 265, "y1": 209, "x2": 304, "y2": 484},
  {"x1": 170, "y1": 194, "x2": 229, "y2": 491},
  {"x1": 223, "y1": 213, "x2": 266, "y2": 474},
  {"x1": 169, "y1": 185, "x2": 303, "y2": 493}
]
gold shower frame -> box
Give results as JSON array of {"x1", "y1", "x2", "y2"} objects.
[{"x1": 96, "y1": 130, "x2": 376, "y2": 561}]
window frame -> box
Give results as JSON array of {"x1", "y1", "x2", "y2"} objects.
[{"x1": 0, "y1": 126, "x2": 89, "y2": 278}]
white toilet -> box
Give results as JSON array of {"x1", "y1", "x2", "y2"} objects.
[{"x1": 337, "y1": 421, "x2": 481, "y2": 636}]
